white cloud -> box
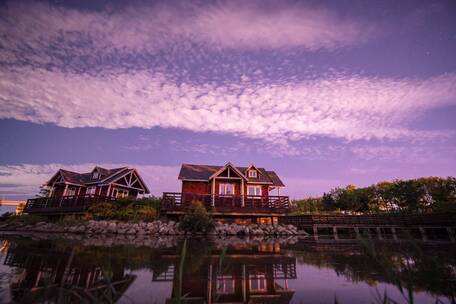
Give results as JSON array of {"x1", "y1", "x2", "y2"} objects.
[
  {"x1": 0, "y1": 163, "x2": 180, "y2": 199},
  {"x1": 0, "y1": 1, "x2": 368, "y2": 57},
  {"x1": 1, "y1": 68, "x2": 455, "y2": 142}
]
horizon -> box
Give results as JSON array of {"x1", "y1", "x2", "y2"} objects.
[{"x1": 1, "y1": 0, "x2": 456, "y2": 200}]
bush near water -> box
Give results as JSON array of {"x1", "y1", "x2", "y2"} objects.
[
  {"x1": 87, "y1": 198, "x2": 158, "y2": 222},
  {"x1": 179, "y1": 200, "x2": 215, "y2": 233}
]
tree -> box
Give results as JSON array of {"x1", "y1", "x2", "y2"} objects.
[{"x1": 36, "y1": 183, "x2": 51, "y2": 198}]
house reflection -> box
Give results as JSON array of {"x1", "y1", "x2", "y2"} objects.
[
  {"x1": 2, "y1": 238, "x2": 298, "y2": 303},
  {"x1": 153, "y1": 241, "x2": 297, "y2": 303},
  {"x1": 3, "y1": 240, "x2": 135, "y2": 303}
]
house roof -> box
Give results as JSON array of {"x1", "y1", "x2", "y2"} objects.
[
  {"x1": 178, "y1": 163, "x2": 285, "y2": 187},
  {"x1": 48, "y1": 166, "x2": 150, "y2": 193}
]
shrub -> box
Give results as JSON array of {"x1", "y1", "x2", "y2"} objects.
[
  {"x1": 179, "y1": 200, "x2": 214, "y2": 234},
  {"x1": 133, "y1": 196, "x2": 162, "y2": 211},
  {"x1": 58, "y1": 215, "x2": 83, "y2": 226},
  {"x1": 135, "y1": 207, "x2": 157, "y2": 222},
  {"x1": 87, "y1": 203, "x2": 116, "y2": 220},
  {"x1": 6, "y1": 214, "x2": 47, "y2": 225},
  {"x1": 88, "y1": 202, "x2": 157, "y2": 222},
  {"x1": 0, "y1": 212, "x2": 15, "y2": 221},
  {"x1": 115, "y1": 206, "x2": 136, "y2": 221}
]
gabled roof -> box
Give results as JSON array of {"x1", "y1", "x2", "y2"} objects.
[
  {"x1": 178, "y1": 163, "x2": 285, "y2": 187},
  {"x1": 100, "y1": 168, "x2": 150, "y2": 194},
  {"x1": 58, "y1": 169, "x2": 89, "y2": 186},
  {"x1": 208, "y1": 162, "x2": 247, "y2": 180},
  {"x1": 86, "y1": 166, "x2": 129, "y2": 183},
  {"x1": 47, "y1": 166, "x2": 150, "y2": 192}
]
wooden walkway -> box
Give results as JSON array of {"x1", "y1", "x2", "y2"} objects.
[
  {"x1": 279, "y1": 213, "x2": 456, "y2": 243},
  {"x1": 280, "y1": 213, "x2": 456, "y2": 227}
]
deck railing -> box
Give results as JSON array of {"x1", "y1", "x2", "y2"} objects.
[
  {"x1": 24, "y1": 194, "x2": 116, "y2": 214},
  {"x1": 162, "y1": 192, "x2": 289, "y2": 213}
]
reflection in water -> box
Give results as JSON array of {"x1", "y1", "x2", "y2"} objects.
[
  {"x1": 159, "y1": 239, "x2": 296, "y2": 303},
  {"x1": 0, "y1": 235, "x2": 455, "y2": 303}
]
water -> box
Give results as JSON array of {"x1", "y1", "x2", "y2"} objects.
[{"x1": 0, "y1": 234, "x2": 455, "y2": 304}]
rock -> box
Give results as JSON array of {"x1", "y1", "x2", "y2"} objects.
[{"x1": 126, "y1": 228, "x2": 136, "y2": 234}]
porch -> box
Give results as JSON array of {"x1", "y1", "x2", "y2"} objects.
[
  {"x1": 23, "y1": 194, "x2": 116, "y2": 215},
  {"x1": 162, "y1": 192, "x2": 290, "y2": 216}
]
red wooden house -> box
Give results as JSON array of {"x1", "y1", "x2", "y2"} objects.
[
  {"x1": 45, "y1": 166, "x2": 149, "y2": 199},
  {"x1": 162, "y1": 162, "x2": 289, "y2": 222},
  {"x1": 24, "y1": 166, "x2": 150, "y2": 215}
]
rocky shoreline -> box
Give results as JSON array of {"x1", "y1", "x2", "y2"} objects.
[
  {"x1": 0, "y1": 220, "x2": 308, "y2": 237},
  {"x1": 0, "y1": 231, "x2": 303, "y2": 248}
]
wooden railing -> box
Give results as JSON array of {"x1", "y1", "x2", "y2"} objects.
[
  {"x1": 280, "y1": 213, "x2": 456, "y2": 228},
  {"x1": 162, "y1": 192, "x2": 289, "y2": 213},
  {"x1": 24, "y1": 194, "x2": 116, "y2": 214}
]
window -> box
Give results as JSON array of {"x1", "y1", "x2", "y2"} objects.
[
  {"x1": 92, "y1": 171, "x2": 99, "y2": 179},
  {"x1": 247, "y1": 185, "x2": 262, "y2": 197},
  {"x1": 115, "y1": 189, "x2": 129, "y2": 198},
  {"x1": 66, "y1": 187, "x2": 77, "y2": 196},
  {"x1": 248, "y1": 170, "x2": 257, "y2": 178},
  {"x1": 216, "y1": 275, "x2": 235, "y2": 294},
  {"x1": 219, "y1": 183, "x2": 234, "y2": 196},
  {"x1": 249, "y1": 273, "x2": 267, "y2": 292},
  {"x1": 86, "y1": 186, "x2": 96, "y2": 195}
]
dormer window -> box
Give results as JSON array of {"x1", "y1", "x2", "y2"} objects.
[
  {"x1": 92, "y1": 171, "x2": 99, "y2": 179},
  {"x1": 248, "y1": 170, "x2": 257, "y2": 178}
]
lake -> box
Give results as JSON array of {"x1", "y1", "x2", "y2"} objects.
[{"x1": 0, "y1": 234, "x2": 455, "y2": 303}]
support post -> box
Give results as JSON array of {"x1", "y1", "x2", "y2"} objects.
[
  {"x1": 354, "y1": 227, "x2": 361, "y2": 239},
  {"x1": 241, "y1": 178, "x2": 245, "y2": 207},
  {"x1": 208, "y1": 263, "x2": 213, "y2": 304},
  {"x1": 333, "y1": 226, "x2": 339, "y2": 240},
  {"x1": 377, "y1": 227, "x2": 383, "y2": 240},
  {"x1": 60, "y1": 184, "x2": 69, "y2": 207},
  {"x1": 447, "y1": 227, "x2": 455, "y2": 243},
  {"x1": 419, "y1": 227, "x2": 428, "y2": 241},
  {"x1": 391, "y1": 227, "x2": 398, "y2": 241},
  {"x1": 211, "y1": 178, "x2": 215, "y2": 207},
  {"x1": 242, "y1": 264, "x2": 246, "y2": 302},
  {"x1": 313, "y1": 225, "x2": 318, "y2": 241}
]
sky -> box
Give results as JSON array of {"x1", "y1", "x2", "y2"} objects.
[{"x1": 0, "y1": 0, "x2": 456, "y2": 200}]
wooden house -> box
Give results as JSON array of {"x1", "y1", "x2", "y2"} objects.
[
  {"x1": 44, "y1": 166, "x2": 149, "y2": 199},
  {"x1": 24, "y1": 166, "x2": 149, "y2": 215},
  {"x1": 162, "y1": 162, "x2": 290, "y2": 223}
]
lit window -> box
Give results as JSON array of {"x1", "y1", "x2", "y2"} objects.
[
  {"x1": 248, "y1": 170, "x2": 257, "y2": 178},
  {"x1": 247, "y1": 185, "x2": 262, "y2": 197},
  {"x1": 115, "y1": 189, "x2": 129, "y2": 198},
  {"x1": 217, "y1": 275, "x2": 235, "y2": 294},
  {"x1": 66, "y1": 187, "x2": 77, "y2": 196},
  {"x1": 219, "y1": 183, "x2": 234, "y2": 196},
  {"x1": 86, "y1": 186, "x2": 96, "y2": 195},
  {"x1": 249, "y1": 273, "x2": 267, "y2": 292}
]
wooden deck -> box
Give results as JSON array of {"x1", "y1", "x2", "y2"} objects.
[
  {"x1": 162, "y1": 192, "x2": 290, "y2": 216},
  {"x1": 279, "y1": 213, "x2": 456, "y2": 228},
  {"x1": 24, "y1": 194, "x2": 116, "y2": 215}
]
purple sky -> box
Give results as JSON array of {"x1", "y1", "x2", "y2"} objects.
[{"x1": 1, "y1": 0, "x2": 456, "y2": 200}]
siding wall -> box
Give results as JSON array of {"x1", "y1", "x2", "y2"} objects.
[
  {"x1": 214, "y1": 179, "x2": 242, "y2": 195},
  {"x1": 181, "y1": 180, "x2": 271, "y2": 197},
  {"x1": 182, "y1": 181, "x2": 210, "y2": 195}
]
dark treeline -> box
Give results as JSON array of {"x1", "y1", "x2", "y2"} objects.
[{"x1": 291, "y1": 176, "x2": 456, "y2": 214}]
